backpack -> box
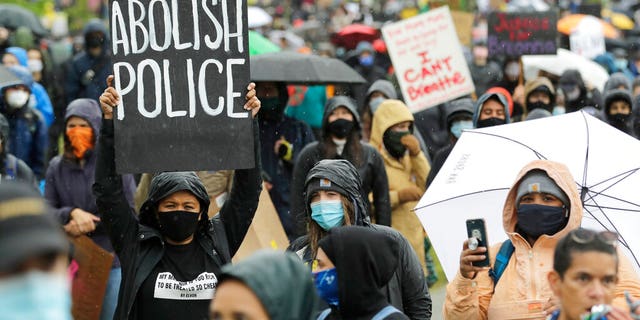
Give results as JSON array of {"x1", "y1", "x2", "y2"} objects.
[
  {"x1": 488, "y1": 239, "x2": 515, "y2": 289},
  {"x1": 317, "y1": 305, "x2": 402, "y2": 320}
]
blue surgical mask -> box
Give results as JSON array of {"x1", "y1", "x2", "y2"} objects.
[
  {"x1": 311, "y1": 200, "x2": 344, "y2": 231},
  {"x1": 369, "y1": 96, "x2": 385, "y2": 114},
  {"x1": 450, "y1": 120, "x2": 473, "y2": 138},
  {"x1": 517, "y1": 204, "x2": 567, "y2": 238},
  {"x1": 615, "y1": 59, "x2": 628, "y2": 71},
  {"x1": 313, "y1": 268, "x2": 339, "y2": 307},
  {"x1": 359, "y1": 55, "x2": 374, "y2": 67},
  {"x1": 552, "y1": 106, "x2": 565, "y2": 116},
  {"x1": 0, "y1": 271, "x2": 72, "y2": 320}
]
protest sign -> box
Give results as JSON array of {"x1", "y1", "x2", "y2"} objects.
[
  {"x1": 70, "y1": 236, "x2": 114, "y2": 320},
  {"x1": 109, "y1": 0, "x2": 252, "y2": 173},
  {"x1": 232, "y1": 184, "x2": 289, "y2": 262},
  {"x1": 451, "y1": 10, "x2": 474, "y2": 46},
  {"x1": 488, "y1": 11, "x2": 558, "y2": 57},
  {"x1": 569, "y1": 15, "x2": 606, "y2": 59},
  {"x1": 382, "y1": 6, "x2": 475, "y2": 112}
]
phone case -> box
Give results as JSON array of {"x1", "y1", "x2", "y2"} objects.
[{"x1": 466, "y1": 218, "x2": 490, "y2": 267}]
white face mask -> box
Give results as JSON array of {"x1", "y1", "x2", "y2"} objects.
[
  {"x1": 27, "y1": 59, "x2": 43, "y2": 72},
  {"x1": 5, "y1": 90, "x2": 30, "y2": 109}
]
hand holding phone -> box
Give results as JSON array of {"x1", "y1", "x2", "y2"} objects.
[{"x1": 459, "y1": 218, "x2": 491, "y2": 279}]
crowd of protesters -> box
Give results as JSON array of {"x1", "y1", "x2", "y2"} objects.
[{"x1": 3, "y1": 0, "x2": 640, "y2": 319}]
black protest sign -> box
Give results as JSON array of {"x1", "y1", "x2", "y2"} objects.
[
  {"x1": 487, "y1": 11, "x2": 558, "y2": 57},
  {"x1": 109, "y1": 0, "x2": 252, "y2": 173}
]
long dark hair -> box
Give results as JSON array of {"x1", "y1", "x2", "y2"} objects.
[
  {"x1": 320, "y1": 109, "x2": 364, "y2": 167},
  {"x1": 308, "y1": 195, "x2": 355, "y2": 259}
]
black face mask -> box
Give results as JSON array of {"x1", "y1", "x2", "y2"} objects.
[
  {"x1": 528, "y1": 101, "x2": 552, "y2": 113},
  {"x1": 517, "y1": 204, "x2": 567, "y2": 238},
  {"x1": 86, "y1": 35, "x2": 104, "y2": 49},
  {"x1": 157, "y1": 210, "x2": 200, "y2": 242},
  {"x1": 476, "y1": 117, "x2": 505, "y2": 128},
  {"x1": 383, "y1": 130, "x2": 410, "y2": 158},
  {"x1": 609, "y1": 113, "x2": 630, "y2": 131},
  {"x1": 327, "y1": 119, "x2": 354, "y2": 139}
]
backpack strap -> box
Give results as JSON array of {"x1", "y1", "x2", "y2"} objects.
[
  {"x1": 488, "y1": 239, "x2": 515, "y2": 288},
  {"x1": 317, "y1": 308, "x2": 331, "y2": 320},
  {"x1": 372, "y1": 305, "x2": 402, "y2": 320}
]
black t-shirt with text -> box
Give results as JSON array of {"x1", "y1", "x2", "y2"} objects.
[{"x1": 138, "y1": 240, "x2": 220, "y2": 320}]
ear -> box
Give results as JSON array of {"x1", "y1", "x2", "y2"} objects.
[{"x1": 548, "y1": 270, "x2": 562, "y2": 297}]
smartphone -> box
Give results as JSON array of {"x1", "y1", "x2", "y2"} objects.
[{"x1": 466, "y1": 218, "x2": 490, "y2": 267}]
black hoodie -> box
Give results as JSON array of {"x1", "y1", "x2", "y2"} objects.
[
  {"x1": 558, "y1": 70, "x2": 603, "y2": 112},
  {"x1": 291, "y1": 97, "x2": 391, "y2": 235},
  {"x1": 94, "y1": 118, "x2": 262, "y2": 320},
  {"x1": 318, "y1": 226, "x2": 408, "y2": 320}
]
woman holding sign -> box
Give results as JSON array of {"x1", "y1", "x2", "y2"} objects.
[{"x1": 95, "y1": 76, "x2": 262, "y2": 320}]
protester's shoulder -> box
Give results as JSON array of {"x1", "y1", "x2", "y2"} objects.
[
  {"x1": 287, "y1": 235, "x2": 310, "y2": 252},
  {"x1": 283, "y1": 115, "x2": 313, "y2": 129},
  {"x1": 47, "y1": 155, "x2": 64, "y2": 169},
  {"x1": 371, "y1": 224, "x2": 406, "y2": 242},
  {"x1": 298, "y1": 141, "x2": 321, "y2": 158}
]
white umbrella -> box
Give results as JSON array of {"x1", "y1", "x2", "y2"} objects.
[
  {"x1": 248, "y1": 6, "x2": 272, "y2": 29},
  {"x1": 522, "y1": 48, "x2": 610, "y2": 92},
  {"x1": 415, "y1": 111, "x2": 640, "y2": 281},
  {"x1": 268, "y1": 30, "x2": 305, "y2": 50}
]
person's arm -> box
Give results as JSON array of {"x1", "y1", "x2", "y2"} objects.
[
  {"x1": 219, "y1": 118, "x2": 262, "y2": 257},
  {"x1": 44, "y1": 165, "x2": 74, "y2": 224},
  {"x1": 443, "y1": 241, "x2": 497, "y2": 320},
  {"x1": 219, "y1": 84, "x2": 262, "y2": 257},
  {"x1": 612, "y1": 249, "x2": 640, "y2": 309},
  {"x1": 30, "y1": 113, "x2": 48, "y2": 179},
  {"x1": 370, "y1": 147, "x2": 391, "y2": 226},
  {"x1": 410, "y1": 150, "x2": 430, "y2": 191},
  {"x1": 63, "y1": 60, "x2": 80, "y2": 105},
  {"x1": 93, "y1": 77, "x2": 139, "y2": 254},
  {"x1": 396, "y1": 229, "x2": 432, "y2": 319}
]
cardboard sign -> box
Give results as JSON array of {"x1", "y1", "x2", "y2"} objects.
[
  {"x1": 451, "y1": 10, "x2": 475, "y2": 46},
  {"x1": 488, "y1": 11, "x2": 558, "y2": 57},
  {"x1": 70, "y1": 236, "x2": 114, "y2": 320},
  {"x1": 569, "y1": 16, "x2": 605, "y2": 59},
  {"x1": 382, "y1": 6, "x2": 475, "y2": 112},
  {"x1": 109, "y1": 0, "x2": 253, "y2": 173},
  {"x1": 232, "y1": 185, "x2": 289, "y2": 262}
]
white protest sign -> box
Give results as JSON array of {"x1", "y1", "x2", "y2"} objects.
[
  {"x1": 153, "y1": 272, "x2": 217, "y2": 300},
  {"x1": 382, "y1": 6, "x2": 474, "y2": 112},
  {"x1": 569, "y1": 16, "x2": 605, "y2": 59}
]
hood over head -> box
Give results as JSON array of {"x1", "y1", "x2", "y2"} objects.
[
  {"x1": 502, "y1": 160, "x2": 582, "y2": 241},
  {"x1": 604, "y1": 88, "x2": 633, "y2": 116},
  {"x1": 524, "y1": 77, "x2": 555, "y2": 105},
  {"x1": 318, "y1": 226, "x2": 399, "y2": 318},
  {"x1": 322, "y1": 96, "x2": 360, "y2": 139},
  {"x1": 219, "y1": 250, "x2": 319, "y2": 320},
  {"x1": 472, "y1": 92, "x2": 511, "y2": 127},
  {"x1": 604, "y1": 72, "x2": 632, "y2": 92},
  {"x1": 7, "y1": 65, "x2": 34, "y2": 89},
  {"x1": 558, "y1": 69, "x2": 586, "y2": 93},
  {"x1": 14, "y1": 27, "x2": 35, "y2": 50},
  {"x1": 446, "y1": 98, "x2": 474, "y2": 128},
  {"x1": 5, "y1": 47, "x2": 28, "y2": 67},
  {"x1": 139, "y1": 172, "x2": 211, "y2": 229},
  {"x1": 82, "y1": 18, "x2": 110, "y2": 52},
  {"x1": 65, "y1": 98, "x2": 102, "y2": 134},
  {"x1": 257, "y1": 81, "x2": 289, "y2": 121},
  {"x1": 366, "y1": 79, "x2": 397, "y2": 100},
  {"x1": 304, "y1": 159, "x2": 369, "y2": 226},
  {"x1": 369, "y1": 99, "x2": 414, "y2": 149}
]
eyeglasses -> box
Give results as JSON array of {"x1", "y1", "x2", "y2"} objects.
[{"x1": 570, "y1": 228, "x2": 618, "y2": 247}]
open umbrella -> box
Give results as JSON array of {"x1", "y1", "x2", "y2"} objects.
[
  {"x1": 0, "y1": 64, "x2": 21, "y2": 89},
  {"x1": 249, "y1": 30, "x2": 281, "y2": 56},
  {"x1": 415, "y1": 111, "x2": 640, "y2": 281},
  {"x1": 558, "y1": 14, "x2": 621, "y2": 39},
  {"x1": 250, "y1": 51, "x2": 366, "y2": 84},
  {"x1": 0, "y1": 4, "x2": 48, "y2": 36},
  {"x1": 522, "y1": 48, "x2": 610, "y2": 92},
  {"x1": 268, "y1": 30, "x2": 305, "y2": 50},
  {"x1": 248, "y1": 6, "x2": 272, "y2": 29},
  {"x1": 331, "y1": 24, "x2": 380, "y2": 50}
]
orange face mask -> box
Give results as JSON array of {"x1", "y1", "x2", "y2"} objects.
[{"x1": 66, "y1": 127, "x2": 94, "y2": 159}]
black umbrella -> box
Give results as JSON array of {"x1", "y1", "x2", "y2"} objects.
[
  {"x1": 0, "y1": 4, "x2": 48, "y2": 37},
  {"x1": 0, "y1": 65, "x2": 21, "y2": 89},
  {"x1": 250, "y1": 52, "x2": 366, "y2": 85}
]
